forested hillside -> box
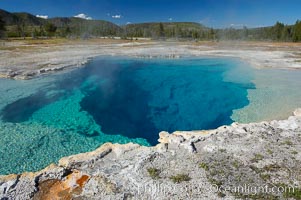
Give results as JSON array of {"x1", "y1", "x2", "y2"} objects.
[
  {"x1": 1, "y1": 8, "x2": 301, "y2": 42},
  {"x1": 0, "y1": 9, "x2": 121, "y2": 38},
  {"x1": 123, "y1": 22, "x2": 215, "y2": 39},
  {"x1": 216, "y1": 21, "x2": 301, "y2": 42}
]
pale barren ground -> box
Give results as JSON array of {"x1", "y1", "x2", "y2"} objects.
[{"x1": 1, "y1": 38, "x2": 301, "y2": 79}]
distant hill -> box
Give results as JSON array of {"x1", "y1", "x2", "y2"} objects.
[
  {"x1": 0, "y1": 9, "x2": 18, "y2": 25},
  {"x1": 0, "y1": 9, "x2": 44, "y2": 26},
  {"x1": 124, "y1": 22, "x2": 206, "y2": 31},
  {"x1": 0, "y1": 8, "x2": 213, "y2": 39},
  {"x1": 48, "y1": 17, "x2": 122, "y2": 37},
  {"x1": 1, "y1": 8, "x2": 301, "y2": 42},
  {"x1": 13, "y1": 12, "x2": 45, "y2": 26},
  {"x1": 0, "y1": 9, "x2": 121, "y2": 37}
]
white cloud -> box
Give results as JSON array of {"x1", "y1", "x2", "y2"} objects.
[
  {"x1": 229, "y1": 24, "x2": 246, "y2": 28},
  {"x1": 126, "y1": 22, "x2": 131, "y2": 25},
  {"x1": 112, "y1": 15, "x2": 122, "y2": 19},
  {"x1": 36, "y1": 15, "x2": 48, "y2": 19},
  {"x1": 74, "y1": 13, "x2": 92, "y2": 20},
  {"x1": 168, "y1": 18, "x2": 173, "y2": 21},
  {"x1": 230, "y1": 23, "x2": 244, "y2": 27}
]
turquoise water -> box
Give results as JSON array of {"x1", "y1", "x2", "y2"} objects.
[{"x1": 0, "y1": 57, "x2": 255, "y2": 175}]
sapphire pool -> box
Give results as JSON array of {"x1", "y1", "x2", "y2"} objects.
[{"x1": 0, "y1": 57, "x2": 255, "y2": 174}]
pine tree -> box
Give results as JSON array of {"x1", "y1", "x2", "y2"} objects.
[
  {"x1": 209, "y1": 28, "x2": 215, "y2": 40},
  {"x1": 0, "y1": 16, "x2": 6, "y2": 38},
  {"x1": 44, "y1": 23, "x2": 57, "y2": 37},
  {"x1": 281, "y1": 26, "x2": 292, "y2": 42},
  {"x1": 273, "y1": 22, "x2": 285, "y2": 41},
  {"x1": 158, "y1": 23, "x2": 165, "y2": 38},
  {"x1": 293, "y1": 20, "x2": 301, "y2": 42},
  {"x1": 242, "y1": 26, "x2": 249, "y2": 39}
]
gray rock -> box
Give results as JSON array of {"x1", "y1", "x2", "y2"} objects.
[{"x1": 0, "y1": 109, "x2": 301, "y2": 199}]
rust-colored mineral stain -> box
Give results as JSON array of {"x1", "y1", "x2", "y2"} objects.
[
  {"x1": 33, "y1": 171, "x2": 90, "y2": 200},
  {"x1": 76, "y1": 175, "x2": 90, "y2": 187},
  {"x1": 33, "y1": 179, "x2": 72, "y2": 200},
  {"x1": 57, "y1": 189, "x2": 72, "y2": 199},
  {"x1": 72, "y1": 186, "x2": 83, "y2": 195}
]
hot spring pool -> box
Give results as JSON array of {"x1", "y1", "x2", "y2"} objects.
[{"x1": 1, "y1": 56, "x2": 300, "y2": 175}]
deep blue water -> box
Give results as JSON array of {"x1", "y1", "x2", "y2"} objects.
[{"x1": 0, "y1": 57, "x2": 254, "y2": 146}]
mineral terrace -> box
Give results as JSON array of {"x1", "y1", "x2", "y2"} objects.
[{"x1": 0, "y1": 109, "x2": 300, "y2": 200}]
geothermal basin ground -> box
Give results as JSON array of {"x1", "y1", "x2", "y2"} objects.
[{"x1": 0, "y1": 39, "x2": 301, "y2": 175}]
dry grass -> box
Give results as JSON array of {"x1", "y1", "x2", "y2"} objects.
[
  {"x1": 191, "y1": 40, "x2": 301, "y2": 51},
  {"x1": 0, "y1": 37, "x2": 152, "y2": 49},
  {"x1": 1, "y1": 38, "x2": 301, "y2": 51}
]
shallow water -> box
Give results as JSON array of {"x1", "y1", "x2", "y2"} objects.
[
  {"x1": 232, "y1": 68, "x2": 301, "y2": 122},
  {"x1": 0, "y1": 57, "x2": 256, "y2": 174}
]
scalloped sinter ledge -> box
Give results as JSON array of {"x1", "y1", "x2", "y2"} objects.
[{"x1": 0, "y1": 109, "x2": 301, "y2": 200}]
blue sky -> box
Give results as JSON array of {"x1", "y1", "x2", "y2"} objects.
[{"x1": 0, "y1": 0, "x2": 300, "y2": 27}]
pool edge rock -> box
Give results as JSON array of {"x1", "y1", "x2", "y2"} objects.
[{"x1": 1, "y1": 109, "x2": 301, "y2": 200}]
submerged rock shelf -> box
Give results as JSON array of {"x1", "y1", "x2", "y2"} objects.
[{"x1": 0, "y1": 109, "x2": 300, "y2": 199}]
